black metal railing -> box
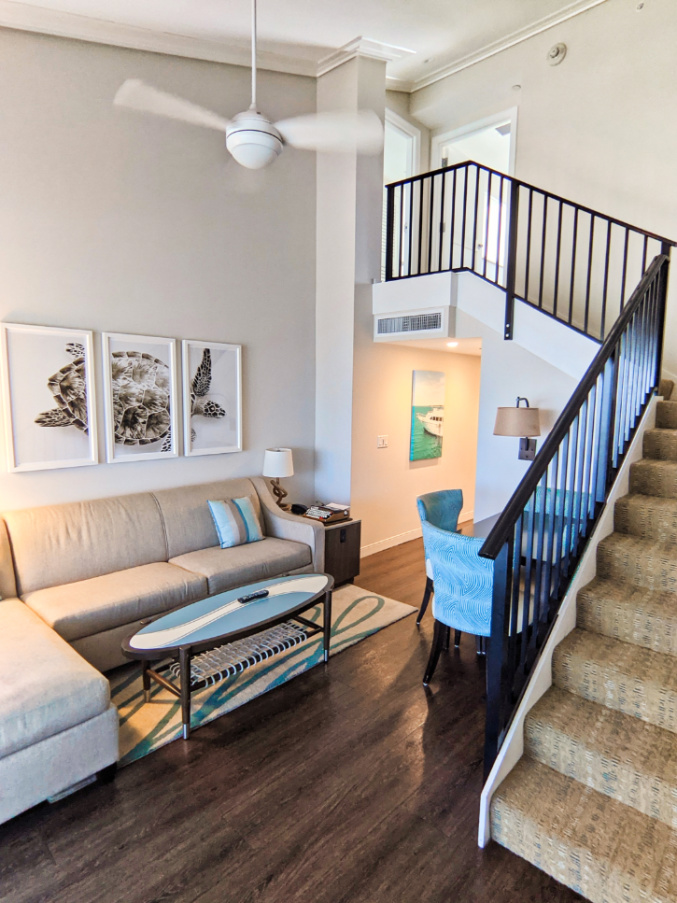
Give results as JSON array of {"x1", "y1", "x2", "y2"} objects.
[
  {"x1": 479, "y1": 253, "x2": 670, "y2": 776},
  {"x1": 384, "y1": 162, "x2": 674, "y2": 342}
]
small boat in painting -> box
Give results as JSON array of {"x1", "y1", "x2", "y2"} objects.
[{"x1": 417, "y1": 407, "x2": 444, "y2": 437}]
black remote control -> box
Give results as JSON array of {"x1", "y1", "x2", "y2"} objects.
[{"x1": 237, "y1": 589, "x2": 270, "y2": 604}]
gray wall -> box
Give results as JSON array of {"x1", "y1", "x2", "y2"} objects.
[{"x1": 0, "y1": 29, "x2": 317, "y2": 510}]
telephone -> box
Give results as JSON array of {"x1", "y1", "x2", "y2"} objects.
[{"x1": 303, "y1": 504, "x2": 350, "y2": 524}]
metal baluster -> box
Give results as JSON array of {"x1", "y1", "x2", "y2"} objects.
[
  {"x1": 438, "y1": 171, "x2": 446, "y2": 273},
  {"x1": 538, "y1": 193, "x2": 548, "y2": 309},
  {"x1": 448, "y1": 168, "x2": 457, "y2": 271},
  {"x1": 553, "y1": 200, "x2": 563, "y2": 320},
  {"x1": 496, "y1": 175, "x2": 505, "y2": 286},
  {"x1": 417, "y1": 178, "x2": 424, "y2": 277},
  {"x1": 620, "y1": 228, "x2": 629, "y2": 309},
  {"x1": 408, "y1": 180, "x2": 414, "y2": 277},
  {"x1": 572, "y1": 398, "x2": 588, "y2": 557},
  {"x1": 471, "y1": 165, "x2": 480, "y2": 272},
  {"x1": 568, "y1": 206, "x2": 579, "y2": 326},
  {"x1": 585, "y1": 215, "x2": 595, "y2": 337},
  {"x1": 385, "y1": 185, "x2": 395, "y2": 280},
  {"x1": 427, "y1": 175, "x2": 436, "y2": 275},
  {"x1": 398, "y1": 184, "x2": 405, "y2": 277},
  {"x1": 601, "y1": 220, "x2": 612, "y2": 338},
  {"x1": 524, "y1": 189, "x2": 534, "y2": 303}
]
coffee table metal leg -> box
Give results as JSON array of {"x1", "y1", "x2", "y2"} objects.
[
  {"x1": 323, "y1": 590, "x2": 332, "y2": 663},
  {"x1": 179, "y1": 647, "x2": 191, "y2": 740},
  {"x1": 142, "y1": 659, "x2": 151, "y2": 703}
]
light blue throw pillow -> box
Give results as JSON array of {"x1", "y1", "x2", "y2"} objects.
[{"x1": 208, "y1": 497, "x2": 264, "y2": 549}]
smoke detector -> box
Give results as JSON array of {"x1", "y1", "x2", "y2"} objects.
[{"x1": 547, "y1": 43, "x2": 567, "y2": 66}]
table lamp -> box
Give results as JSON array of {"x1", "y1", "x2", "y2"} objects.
[
  {"x1": 263, "y1": 447, "x2": 294, "y2": 509},
  {"x1": 494, "y1": 397, "x2": 541, "y2": 461}
]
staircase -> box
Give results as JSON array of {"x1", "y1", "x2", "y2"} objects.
[{"x1": 490, "y1": 379, "x2": 677, "y2": 901}]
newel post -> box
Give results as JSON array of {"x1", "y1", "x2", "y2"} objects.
[
  {"x1": 385, "y1": 184, "x2": 395, "y2": 281},
  {"x1": 484, "y1": 542, "x2": 510, "y2": 778}
]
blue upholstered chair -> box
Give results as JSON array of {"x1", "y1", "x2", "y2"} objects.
[
  {"x1": 421, "y1": 523, "x2": 493, "y2": 686},
  {"x1": 416, "y1": 489, "x2": 464, "y2": 625}
]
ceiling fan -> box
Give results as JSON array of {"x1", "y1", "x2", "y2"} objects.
[{"x1": 113, "y1": 0, "x2": 384, "y2": 170}]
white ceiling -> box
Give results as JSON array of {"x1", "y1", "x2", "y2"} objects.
[{"x1": 0, "y1": 0, "x2": 607, "y2": 90}]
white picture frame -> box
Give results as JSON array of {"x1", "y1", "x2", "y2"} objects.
[
  {"x1": 0, "y1": 323, "x2": 98, "y2": 472},
  {"x1": 102, "y1": 332, "x2": 179, "y2": 463},
  {"x1": 182, "y1": 340, "x2": 242, "y2": 456}
]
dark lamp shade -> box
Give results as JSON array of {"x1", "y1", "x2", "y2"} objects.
[{"x1": 494, "y1": 407, "x2": 541, "y2": 438}]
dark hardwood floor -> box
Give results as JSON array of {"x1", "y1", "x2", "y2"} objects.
[{"x1": 0, "y1": 537, "x2": 583, "y2": 903}]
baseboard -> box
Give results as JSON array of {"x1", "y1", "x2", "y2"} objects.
[{"x1": 360, "y1": 509, "x2": 474, "y2": 558}]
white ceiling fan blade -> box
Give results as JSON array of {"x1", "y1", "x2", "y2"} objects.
[
  {"x1": 114, "y1": 79, "x2": 231, "y2": 132},
  {"x1": 275, "y1": 110, "x2": 384, "y2": 155}
]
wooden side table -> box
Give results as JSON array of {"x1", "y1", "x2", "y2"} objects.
[{"x1": 323, "y1": 519, "x2": 361, "y2": 586}]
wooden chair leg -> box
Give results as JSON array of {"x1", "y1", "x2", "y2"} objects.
[
  {"x1": 454, "y1": 629, "x2": 462, "y2": 648},
  {"x1": 423, "y1": 619, "x2": 446, "y2": 686},
  {"x1": 476, "y1": 635, "x2": 487, "y2": 656},
  {"x1": 417, "y1": 577, "x2": 433, "y2": 626},
  {"x1": 443, "y1": 625, "x2": 451, "y2": 651}
]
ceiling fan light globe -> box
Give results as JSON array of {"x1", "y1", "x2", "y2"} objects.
[{"x1": 226, "y1": 112, "x2": 283, "y2": 169}]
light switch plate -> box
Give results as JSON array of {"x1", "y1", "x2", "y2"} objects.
[{"x1": 377, "y1": 435, "x2": 388, "y2": 448}]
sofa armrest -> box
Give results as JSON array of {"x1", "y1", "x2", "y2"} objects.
[{"x1": 252, "y1": 477, "x2": 325, "y2": 572}]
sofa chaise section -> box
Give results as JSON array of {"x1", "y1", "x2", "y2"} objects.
[{"x1": 0, "y1": 598, "x2": 118, "y2": 824}]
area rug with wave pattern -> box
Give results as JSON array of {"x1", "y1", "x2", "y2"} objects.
[{"x1": 110, "y1": 584, "x2": 415, "y2": 766}]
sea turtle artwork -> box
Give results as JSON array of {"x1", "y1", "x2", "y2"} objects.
[
  {"x1": 109, "y1": 349, "x2": 174, "y2": 449},
  {"x1": 189, "y1": 348, "x2": 226, "y2": 441},
  {"x1": 35, "y1": 343, "x2": 90, "y2": 434}
]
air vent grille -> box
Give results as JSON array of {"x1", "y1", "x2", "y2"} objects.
[{"x1": 377, "y1": 312, "x2": 442, "y2": 335}]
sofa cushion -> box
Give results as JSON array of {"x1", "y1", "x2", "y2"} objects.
[
  {"x1": 0, "y1": 599, "x2": 110, "y2": 759},
  {"x1": 153, "y1": 479, "x2": 263, "y2": 559},
  {"x1": 169, "y1": 537, "x2": 312, "y2": 595},
  {"x1": 3, "y1": 493, "x2": 167, "y2": 596},
  {"x1": 22, "y1": 562, "x2": 208, "y2": 642}
]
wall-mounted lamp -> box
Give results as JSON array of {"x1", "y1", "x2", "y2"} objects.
[
  {"x1": 262, "y1": 447, "x2": 294, "y2": 509},
  {"x1": 494, "y1": 397, "x2": 541, "y2": 461}
]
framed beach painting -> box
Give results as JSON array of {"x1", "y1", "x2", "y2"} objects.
[
  {"x1": 0, "y1": 323, "x2": 98, "y2": 472},
  {"x1": 182, "y1": 340, "x2": 242, "y2": 456},
  {"x1": 102, "y1": 332, "x2": 179, "y2": 463},
  {"x1": 410, "y1": 370, "x2": 445, "y2": 461}
]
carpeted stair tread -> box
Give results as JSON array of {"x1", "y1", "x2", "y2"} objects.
[
  {"x1": 490, "y1": 757, "x2": 677, "y2": 903},
  {"x1": 614, "y1": 493, "x2": 677, "y2": 543},
  {"x1": 553, "y1": 628, "x2": 677, "y2": 732},
  {"x1": 577, "y1": 577, "x2": 677, "y2": 656},
  {"x1": 597, "y1": 532, "x2": 677, "y2": 593},
  {"x1": 644, "y1": 428, "x2": 677, "y2": 462},
  {"x1": 525, "y1": 686, "x2": 677, "y2": 828},
  {"x1": 657, "y1": 400, "x2": 677, "y2": 430},
  {"x1": 630, "y1": 458, "x2": 677, "y2": 498},
  {"x1": 658, "y1": 378, "x2": 674, "y2": 401}
]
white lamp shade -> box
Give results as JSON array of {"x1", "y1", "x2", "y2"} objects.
[
  {"x1": 263, "y1": 447, "x2": 294, "y2": 478},
  {"x1": 494, "y1": 407, "x2": 541, "y2": 437}
]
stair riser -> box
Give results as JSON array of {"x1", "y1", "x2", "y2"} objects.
[
  {"x1": 524, "y1": 718, "x2": 677, "y2": 830},
  {"x1": 614, "y1": 500, "x2": 677, "y2": 544},
  {"x1": 552, "y1": 648, "x2": 677, "y2": 733},
  {"x1": 657, "y1": 402, "x2": 677, "y2": 429},
  {"x1": 577, "y1": 591, "x2": 677, "y2": 657},
  {"x1": 630, "y1": 463, "x2": 677, "y2": 499},
  {"x1": 597, "y1": 542, "x2": 677, "y2": 594},
  {"x1": 644, "y1": 430, "x2": 677, "y2": 462}
]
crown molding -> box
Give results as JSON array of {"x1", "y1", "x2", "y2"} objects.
[
  {"x1": 410, "y1": 0, "x2": 609, "y2": 92},
  {"x1": 317, "y1": 36, "x2": 414, "y2": 77},
  {"x1": 0, "y1": 0, "x2": 319, "y2": 76}
]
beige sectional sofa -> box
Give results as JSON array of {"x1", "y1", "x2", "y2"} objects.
[{"x1": 0, "y1": 476, "x2": 324, "y2": 824}]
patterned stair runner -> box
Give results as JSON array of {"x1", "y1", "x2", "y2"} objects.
[{"x1": 490, "y1": 379, "x2": 677, "y2": 902}]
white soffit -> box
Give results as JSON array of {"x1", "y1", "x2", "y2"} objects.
[{"x1": 0, "y1": 0, "x2": 609, "y2": 88}]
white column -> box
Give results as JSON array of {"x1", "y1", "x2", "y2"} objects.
[{"x1": 314, "y1": 53, "x2": 387, "y2": 504}]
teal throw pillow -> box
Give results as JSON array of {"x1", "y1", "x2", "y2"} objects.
[{"x1": 208, "y1": 497, "x2": 264, "y2": 549}]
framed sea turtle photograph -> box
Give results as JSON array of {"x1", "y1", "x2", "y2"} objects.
[
  {"x1": 181, "y1": 340, "x2": 242, "y2": 456},
  {"x1": 0, "y1": 323, "x2": 99, "y2": 472},
  {"x1": 101, "y1": 332, "x2": 179, "y2": 464}
]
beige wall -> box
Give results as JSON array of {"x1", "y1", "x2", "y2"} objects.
[
  {"x1": 410, "y1": 0, "x2": 677, "y2": 374},
  {"x1": 351, "y1": 336, "x2": 480, "y2": 555},
  {"x1": 0, "y1": 29, "x2": 317, "y2": 510}
]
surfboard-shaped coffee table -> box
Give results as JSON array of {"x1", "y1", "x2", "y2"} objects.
[{"x1": 122, "y1": 573, "x2": 334, "y2": 739}]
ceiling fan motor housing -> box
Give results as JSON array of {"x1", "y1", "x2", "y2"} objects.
[{"x1": 225, "y1": 110, "x2": 283, "y2": 169}]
